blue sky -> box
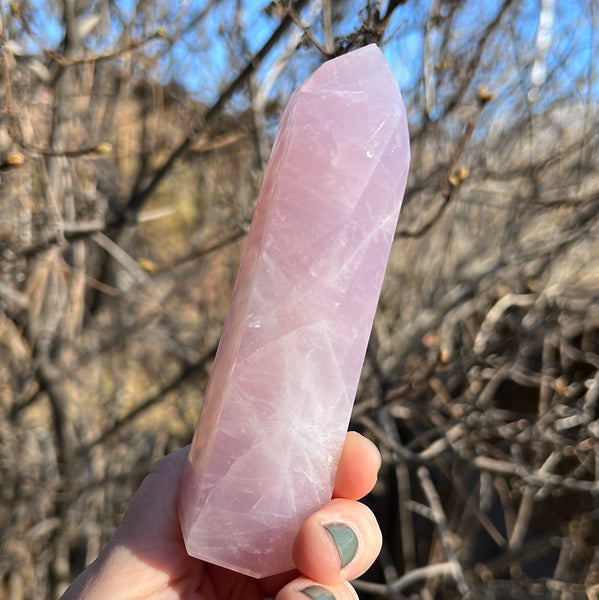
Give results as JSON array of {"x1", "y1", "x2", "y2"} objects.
[
  {"x1": 12, "y1": 0, "x2": 597, "y2": 122},
  {"x1": 161, "y1": 0, "x2": 596, "y2": 122}
]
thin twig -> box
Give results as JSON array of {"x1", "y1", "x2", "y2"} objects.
[
  {"x1": 379, "y1": 406, "x2": 417, "y2": 571},
  {"x1": 473, "y1": 455, "x2": 599, "y2": 492},
  {"x1": 45, "y1": 31, "x2": 167, "y2": 68},
  {"x1": 82, "y1": 342, "x2": 218, "y2": 452},
  {"x1": 417, "y1": 466, "x2": 470, "y2": 595},
  {"x1": 354, "y1": 563, "x2": 455, "y2": 595}
]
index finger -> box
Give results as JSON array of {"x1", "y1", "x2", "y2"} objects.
[{"x1": 333, "y1": 432, "x2": 381, "y2": 500}]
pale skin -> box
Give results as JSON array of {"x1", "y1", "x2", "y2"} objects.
[{"x1": 60, "y1": 431, "x2": 383, "y2": 600}]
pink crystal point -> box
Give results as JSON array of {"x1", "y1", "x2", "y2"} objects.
[{"x1": 178, "y1": 44, "x2": 410, "y2": 578}]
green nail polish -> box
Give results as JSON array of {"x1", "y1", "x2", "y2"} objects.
[
  {"x1": 324, "y1": 522, "x2": 358, "y2": 568},
  {"x1": 301, "y1": 585, "x2": 336, "y2": 600}
]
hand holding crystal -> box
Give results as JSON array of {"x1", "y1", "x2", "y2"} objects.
[{"x1": 59, "y1": 431, "x2": 382, "y2": 600}]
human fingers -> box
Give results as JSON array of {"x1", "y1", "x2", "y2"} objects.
[
  {"x1": 275, "y1": 576, "x2": 358, "y2": 600},
  {"x1": 292, "y1": 498, "x2": 382, "y2": 585},
  {"x1": 333, "y1": 431, "x2": 381, "y2": 500}
]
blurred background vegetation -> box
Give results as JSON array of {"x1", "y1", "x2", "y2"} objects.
[{"x1": 0, "y1": 0, "x2": 598, "y2": 598}]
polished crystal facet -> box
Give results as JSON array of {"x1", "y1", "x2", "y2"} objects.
[{"x1": 178, "y1": 44, "x2": 410, "y2": 578}]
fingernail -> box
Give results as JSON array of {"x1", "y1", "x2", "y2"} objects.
[
  {"x1": 324, "y1": 522, "x2": 358, "y2": 568},
  {"x1": 301, "y1": 585, "x2": 336, "y2": 600}
]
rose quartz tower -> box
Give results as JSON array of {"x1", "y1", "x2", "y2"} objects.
[{"x1": 178, "y1": 44, "x2": 410, "y2": 578}]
